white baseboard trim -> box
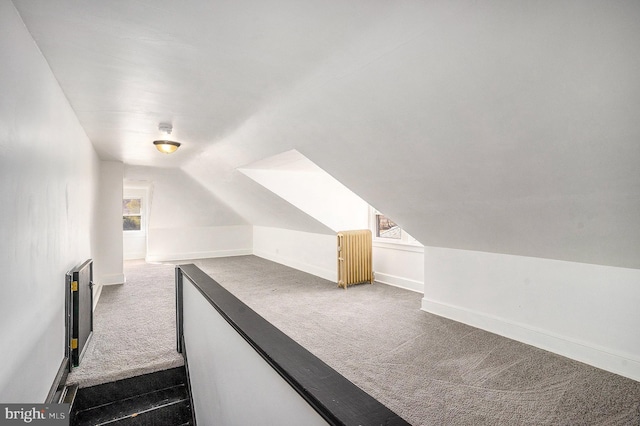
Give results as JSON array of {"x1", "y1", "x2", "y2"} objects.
[
  {"x1": 374, "y1": 272, "x2": 423, "y2": 293},
  {"x1": 145, "y1": 248, "x2": 252, "y2": 263},
  {"x1": 96, "y1": 273, "x2": 125, "y2": 286},
  {"x1": 124, "y1": 252, "x2": 146, "y2": 260},
  {"x1": 92, "y1": 283, "x2": 103, "y2": 311},
  {"x1": 421, "y1": 298, "x2": 640, "y2": 382},
  {"x1": 253, "y1": 249, "x2": 337, "y2": 283}
]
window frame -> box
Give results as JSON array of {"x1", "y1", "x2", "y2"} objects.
[
  {"x1": 369, "y1": 207, "x2": 422, "y2": 248},
  {"x1": 122, "y1": 187, "x2": 148, "y2": 236},
  {"x1": 122, "y1": 197, "x2": 143, "y2": 232}
]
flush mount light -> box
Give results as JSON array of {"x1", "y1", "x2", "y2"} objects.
[
  {"x1": 153, "y1": 123, "x2": 181, "y2": 154},
  {"x1": 153, "y1": 140, "x2": 181, "y2": 154}
]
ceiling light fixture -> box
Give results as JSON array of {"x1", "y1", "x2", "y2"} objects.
[{"x1": 153, "y1": 123, "x2": 181, "y2": 154}]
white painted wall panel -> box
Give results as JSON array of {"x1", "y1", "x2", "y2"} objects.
[
  {"x1": 146, "y1": 225, "x2": 253, "y2": 262},
  {"x1": 182, "y1": 280, "x2": 328, "y2": 426},
  {"x1": 0, "y1": 0, "x2": 99, "y2": 402},
  {"x1": 373, "y1": 242, "x2": 424, "y2": 293},
  {"x1": 254, "y1": 226, "x2": 425, "y2": 293},
  {"x1": 422, "y1": 247, "x2": 640, "y2": 381},
  {"x1": 123, "y1": 233, "x2": 146, "y2": 260},
  {"x1": 253, "y1": 226, "x2": 337, "y2": 282},
  {"x1": 94, "y1": 161, "x2": 124, "y2": 285}
]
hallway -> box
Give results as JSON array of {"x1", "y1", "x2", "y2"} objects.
[
  {"x1": 66, "y1": 261, "x2": 182, "y2": 388},
  {"x1": 67, "y1": 257, "x2": 640, "y2": 424}
]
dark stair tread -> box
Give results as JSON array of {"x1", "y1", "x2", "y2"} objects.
[
  {"x1": 102, "y1": 399, "x2": 192, "y2": 426},
  {"x1": 74, "y1": 384, "x2": 189, "y2": 426},
  {"x1": 74, "y1": 367, "x2": 188, "y2": 411}
]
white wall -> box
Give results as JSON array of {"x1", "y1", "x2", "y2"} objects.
[
  {"x1": 94, "y1": 161, "x2": 124, "y2": 285},
  {"x1": 147, "y1": 225, "x2": 253, "y2": 262},
  {"x1": 186, "y1": 164, "x2": 336, "y2": 236},
  {"x1": 253, "y1": 226, "x2": 337, "y2": 282},
  {"x1": 0, "y1": 0, "x2": 100, "y2": 402},
  {"x1": 125, "y1": 166, "x2": 253, "y2": 262},
  {"x1": 373, "y1": 242, "x2": 423, "y2": 293},
  {"x1": 123, "y1": 232, "x2": 146, "y2": 260},
  {"x1": 254, "y1": 226, "x2": 425, "y2": 293},
  {"x1": 182, "y1": 279, "x2": 328, "y2": 426},
  {"x1": 422, "y1": 247, "x2": 640, "y2": 382}
]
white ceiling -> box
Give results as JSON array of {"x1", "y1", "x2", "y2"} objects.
[
  {"x1": 12, "y1": 0, "x2": 393, "y2": 167},
  {"x1": 12, "y1": 0, "x2": 640, "y2": 269}
]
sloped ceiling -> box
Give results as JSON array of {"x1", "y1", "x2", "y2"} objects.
[
  {"x1": 238, "y1": 150, "x2": 370, "y2": 232},
  {"x1": 12, "y1": 0, "x2": 640, "y2": 268},
  {"x1": 124, "y1": 165, "x2": 248, "y2": 229}
]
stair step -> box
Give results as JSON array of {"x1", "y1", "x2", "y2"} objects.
[
  {"x1": 109, "y1": 400, "x2": 191, "y2": 425},
  {"x1": 74, "y1": 384, "x2": 190, "y2": 426},
  {"x1": 74, "y1": 367, "x2": 188, "y2": 412},
  {"x1": 71, "y1": 366, "x2": 194, "y2": 426},
  {"x1": 93, "y1": 398, "x2": 191, "y2": 425}
]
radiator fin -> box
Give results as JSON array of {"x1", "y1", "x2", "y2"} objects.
[{"x1": 337, "y1": 230, "x2": 373, "y2": 289}]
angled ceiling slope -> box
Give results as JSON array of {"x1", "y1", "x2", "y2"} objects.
[
  {"x1": 238, "y1": 150, "x2": 369, "y2": 232},
  {"x1": 13, "y1": 0, "x2": 640, "y2": 269}
]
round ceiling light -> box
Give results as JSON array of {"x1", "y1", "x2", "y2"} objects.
[
  {"x1": 153, "y1": 140, "x2": 181, "y2": 154},
  {"x1": 154, "y1": 123, "x2": 181, "y2": 154}
]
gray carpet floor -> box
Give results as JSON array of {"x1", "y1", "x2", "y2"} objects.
[
  {"x1": 188, "y1": 256, "x2": 640, "y2": 426},
  {"x1": 67, "y1": 255, "x2": 640, "y2": 425},
  {"x1": 65, "y1": 260, "x2": 183, "y2": 388}
]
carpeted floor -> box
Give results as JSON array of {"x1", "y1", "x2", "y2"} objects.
[
  {"x1": 65, "y1": 260, "x2": 183, "y2": 388},
  {"x1": 68, "y1": 255, "x2": 640, "y2": 425},
  {"x1": 188, "y1": 256, "x2": 640, "y2": 426}
]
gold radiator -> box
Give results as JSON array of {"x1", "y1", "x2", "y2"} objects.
[{"x1": 337, "y1": 230, "x2": 374, "y2": 289}]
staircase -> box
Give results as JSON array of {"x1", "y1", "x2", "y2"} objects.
[{"x1": 70, "y1": 366, "x2": 194, "y2": 425}]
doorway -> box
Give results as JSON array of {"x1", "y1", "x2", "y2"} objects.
[{"x1": 123, "y1": 186, "x2": 149, "y2": 260}]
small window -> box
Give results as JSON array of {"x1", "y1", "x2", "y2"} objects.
[
  {"x1": 371, "y1": 208, "x2": 421, "y2": 246},
  {"x1": 376, "y1": 214, "x2": 401, "y2": 240},
  {"x1": 123, "y1": 198, "x2": 142, "y2": 231}
]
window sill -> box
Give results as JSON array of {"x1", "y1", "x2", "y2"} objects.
[{"x1": 373, "y1": 240, "x2": 424, "y2": 253}]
